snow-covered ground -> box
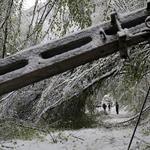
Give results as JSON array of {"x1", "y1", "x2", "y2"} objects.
[
  {"x1": 1, "y1": 107, "x2": 150, "y2": 150},
  {"x1": 103, "y1": 105, "x2": 134, "y2": 123}
]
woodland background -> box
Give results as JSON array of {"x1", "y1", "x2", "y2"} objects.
[{"x1": 0, "y1": 0, "x2": 150, "y2": 147}]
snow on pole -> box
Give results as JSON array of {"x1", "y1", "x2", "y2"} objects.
[{"x1": 0, "y1": 2, "x2": 150, "y2": 96}]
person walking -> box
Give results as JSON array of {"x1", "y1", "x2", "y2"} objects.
[
  {"x1": 102, "y1": 103, "x2": 107, "y2": 113},
  {"x1": 108, "y1": 103, "x2": 111, "y2": 112},
  {"x1": 116, "y1": 102, "x2": 119, "y2": 114}
]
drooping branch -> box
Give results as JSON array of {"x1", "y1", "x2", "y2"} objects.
[
  {"x1": 2, "y1": 23, "x2": 7, "y2": 58},
  {"x1": 0, "y1": 0, "x2": 14, "y2": 29},
  {"x1": 37, "y1": 63, "x2": 118, "y2": 122},
  {"x1": 26, "y1": 0, "x2": 39, "y2": 39}
]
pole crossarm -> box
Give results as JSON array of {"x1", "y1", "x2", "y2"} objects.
[{"x1": 0, "y1": 2, "x2": 150, "y2": 96}]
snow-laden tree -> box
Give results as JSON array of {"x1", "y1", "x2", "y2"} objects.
[
  {"x1": 0, "y1": 0, "x2": 150, "y2": 140},
  {"x1": 0, "y1": 0, "x2": 97, "y2": 134},
  {"x1": 0, "y1": 0, "x2": 95, "y2": 57}
]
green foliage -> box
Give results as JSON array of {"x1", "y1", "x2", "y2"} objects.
[
  {"x1": 67, "y1": 0, "x2": 95, "y2": 29},
  {"x1": 145, "y1": 145, "x2": 150, "y2": 149},
  {"x1": 122, "y1": 42, "x2": 149, "y2": 80},
  {"x1": 0, "y1": 119, "x2": 44, "y2": 141},
  {"x1": 0, "y1": 0, "x2": 95, "y2": 57},
  {"x1": 142, "y1": 123, "x2": 150, "y2": 136}
]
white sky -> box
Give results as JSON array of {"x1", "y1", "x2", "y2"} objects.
[{"x1": 24, "y1": 0, "x2": 46, "y2": 9}]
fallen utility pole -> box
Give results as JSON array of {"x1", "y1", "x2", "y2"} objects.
[{"x1": 0, "y1": 1, "x2": 150, "y2": 96}]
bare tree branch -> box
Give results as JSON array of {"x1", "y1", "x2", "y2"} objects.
[{"x1": 0, "y1": 0, "x2": 14, "y2": 29}]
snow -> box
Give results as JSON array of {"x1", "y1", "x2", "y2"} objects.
[
  {"x1": 103, "y1": 106, "x2": 133, "y2": 123},
  {"x1": 1, "y1": 107, "x2": 150, "y2": 150},
  {"x1": 23, "y1": 0, "x2": 46, "y2": 10}
]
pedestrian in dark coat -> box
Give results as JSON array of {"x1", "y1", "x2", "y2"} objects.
[
  {"x1": 108, "y1": 103, "x2": 111, "y2": 112},
  {"x1": 116, "y1": 102, "x2": 119, "y2": 114},
  {"x1": 102, "y1": 103, "x2": 107, "y2": 112}
]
